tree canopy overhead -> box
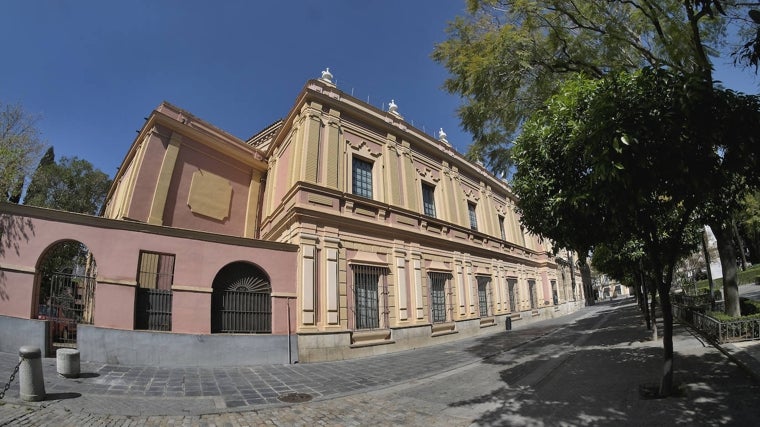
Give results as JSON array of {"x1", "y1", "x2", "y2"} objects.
[{"x1": 433, "y1": 0, "x2": 732, "y2": 174}]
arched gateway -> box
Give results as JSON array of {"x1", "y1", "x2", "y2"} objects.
[{"x1": 211, "y1": 262, "x2": 272, "y2": 333}]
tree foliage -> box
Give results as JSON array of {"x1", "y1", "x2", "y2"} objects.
[
  {"x1": 0, "y1": 102, "x2": 44, "y2": 203},
  {"x1": 513, "y1": 68, "x2": 720, "y2": 396},
  {"x1": 23, "y1": 155, "x2": 112, "y2": 215},
  {"x1": 433, "y1": 0, "x2": 730, "y2": 174}
]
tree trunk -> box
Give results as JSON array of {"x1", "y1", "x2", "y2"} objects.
[
  {"x1": 732, "y1": 219, "x2": 748, "y2": 271},
  {"x1": 658, "y1": 282, "x2": 674, "y2": 397},
  {"x1": 578, "y1": 255, "x2": 594, "y2": 306},
  {"x1": 640, "y1": 276, "x2": 651, "y2": 330},
  {"x1": 649, "y1": 285, "x2": 658, "y2": 341},
  {"x1": 710, "y1": 222, "x2": 741, "y2": 317},
  {"x1": 701, "y1": 229, "x2": 715, "y2": 310}
]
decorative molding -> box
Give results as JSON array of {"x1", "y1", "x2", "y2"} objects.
[
  {"x1": 172, "y1": 285, "x2": 213, "y2": 293},
  {"x1": 98, "y1": 278, "x2": 137, "y2": 287},
  {"x1": 0, "y1": 263, "x2": 35, "y2": 274}
]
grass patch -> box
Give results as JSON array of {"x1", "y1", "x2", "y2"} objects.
[
  {"x1": 695, "y1": 264, "x2": 760, "y2": 291},
  {"x1": 708, "y1": 298, "x2": 760, "y2": 321}
]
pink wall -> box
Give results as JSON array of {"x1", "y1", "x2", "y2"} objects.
[
  {"x1": 126, "y1": 131, "x2": 169, "y2": 221},
  {"x1": 173, "y1": 291, "x2": 211, "y2": 334},
  {"x1": 94, "y1": 283, "x2": 135, "y2": 329},
  {"x1": 163, "y1": 138, "x2": 252, "y2": 236},
  {"x1": 0, "y1": 207, "x2": 297, "y2": 335}
]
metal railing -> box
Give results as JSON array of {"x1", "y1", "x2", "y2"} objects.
[
  {"x1": 135, "y1": 288, "x2": 172, "y2": 331},
  {"x1": 218, "y1": 290, "x2": 271, "y2": 333},
  {"x1": 675, "y1": 301, "x2": 760, "y2": 343}
]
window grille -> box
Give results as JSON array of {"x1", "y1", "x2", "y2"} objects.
[
  {"x1": 422, "y1": 183, "x2": 436, "y2": 217},
  {"x1": 429, "y1": 272, "x2": 449, "y2": 323},
  {"x1": 352, "y1": 157, "x2": 373, "y2": 199},
  {"x1": 498, "y1": 215, "x2": 506, "y2": 240},
  {"x1": 352, "y1": 265, "x2": 386, "y2": 330},
  {"x1": 135, "y1": 251, "x2": 174, "y2": 331},
  {"x1": 468, "y1": 203, "x2": 478, "y2": 231},
  {"x1": 528, "y1": 279, "x2": 537, "y2": 309},
  {"x1": 211, "y1": 262, "x2": 271, "y2": 333},
  {"x1": 477, "y1": 276, "x2": 491, "y2": 317},
  {"x1": 507, "y1": 278, "x2": 517, "y2": 312}
]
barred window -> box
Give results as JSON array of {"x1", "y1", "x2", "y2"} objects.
[
  {"x1": 498, "y1": 215, "x2": 506, "y2": 240},
  {"x1": 507, "y1": 278, "x2": 517, "y2": 312},
  {"x1": 352, "y1": 157, "x2": 373, "y2": 199},
  {"x1": 422, "y1": 183, "x2": 436, "y2": 217},
  {"x1": 135, "y1": 251, "x2": 174, "y2": 331},
  {"x1": 468, "y1": 203, "x2": 478, "y2": 231},
  {"x1": 528, "y1": 279, "x2": 537, "y2": 309},
  {"x1": 429, "y1": 272, "x2": 449, "y2": 323},
  {"x1": 477, "y1": 276, "x2": 491, "y2": 317},
  {"x1": 352, "y1": 265, "x2": 386, "y2": 330}
]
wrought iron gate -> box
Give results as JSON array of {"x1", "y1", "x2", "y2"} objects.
[
  {"x1": 39, "y1": 272, "x2": 95, "y2": 347},
  {"x1": 211, "y1": 262, "x2": 272, "y2": 333}
]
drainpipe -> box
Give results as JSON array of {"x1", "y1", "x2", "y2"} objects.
[{"x1": 286, "y1": 297, "x2": 297, "y2": 364}]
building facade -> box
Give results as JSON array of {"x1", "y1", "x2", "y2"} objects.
[{"x1": 0, "y1": 70, "x2": 584, "y2": 365}]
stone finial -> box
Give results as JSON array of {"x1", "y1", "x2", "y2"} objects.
[
  {"x1": 320, "y1": 68, "x2": 334, "y2": 84},
  {"x1": 388, "y1": 99, "x2": 402, "y2": 118},
  {"x1": 438, "y1": 128, "x2": 448, "y2": 143}
]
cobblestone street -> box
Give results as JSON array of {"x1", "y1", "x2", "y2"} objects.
[{"x1": 3, "y1": 300, "x2": 760, "y2": 426}]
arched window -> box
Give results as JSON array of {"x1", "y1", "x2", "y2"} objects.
[{"x1": 211, "y1": 262, "x2": 271, "y2": 333}]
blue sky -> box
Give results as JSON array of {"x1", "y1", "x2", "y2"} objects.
[{"x1": 1, "y1": 1, "x2": 758, "y2": 179}]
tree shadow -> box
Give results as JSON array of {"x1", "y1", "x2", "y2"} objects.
[
  {"x1": 0, "y1": 210, "x2": 36, "y2": 300},
  {"x1": 453, "y1": 304, "x2": 760, "y2": 426}
]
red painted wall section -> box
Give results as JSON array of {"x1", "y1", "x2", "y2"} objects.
[{"x1": 162, "y1": 138, "x2": 252, "y2": 236}]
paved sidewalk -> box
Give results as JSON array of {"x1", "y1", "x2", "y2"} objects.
[
  {"x1": 1, "y1": 297, "x2": 759, "y2": 426},
  {"x1": 0, "y1": 305, "x2": 592, "y2": 418}
]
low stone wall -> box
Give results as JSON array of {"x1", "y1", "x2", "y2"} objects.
[
  {"x1": 78, "y1": 325, "x2": 298, "y2": 366},
  {"x1": 0, "y1": 315, "x2": 49, "y2": 357}
]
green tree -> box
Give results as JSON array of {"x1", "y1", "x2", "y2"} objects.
[
  {"x1": 24, "y1": 156, "x2": 112, "y2": 215},
  {"x1": 434, "y1": 0, "x2": 759, "y2": 318},
  {"x1": 513, "y1": 69, "x2": 719, "y2": 396},
  {"x1": 23, "y1": 146, "x2": 56, "y2": 206},
  {"x1": 0, "y1": 102, "x2": 44, "y2": 202},
  {"x1": 737, "y1": 191, "x2": 760, "y2": 264}
]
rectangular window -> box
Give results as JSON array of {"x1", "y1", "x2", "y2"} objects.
[
  {"x1": 507, "y1": 278, "x2": 517, "y2": 312},
  {"x1": 422, "y1": 183, "x2": 436, "y2": 217},
  {"x1": 352, "y1": 157, "x2": 373, "y2": 199},
  {"x1": 353, "y1": 265, "x2": 384, "y2": 329},
  {"x1": 477, "y1": 276, "x2": 490, "y2": 317},
  {"x1": 551, "y1": 280, "x2": 558, "y2": 305},
  {"x1": 528, "y1": 279, "x2": 537, "y2": 309},
  {"x1": 135, "y1": 251, "x2": 175, "y2": 331},
  {"x1": 429, "y1": 272, "x2": 449, "y2": 323},
  {"x1": 468, "y1": 203, "x2": 478, "y2": 231},
  {"x1": 498, "y1": 215, "x2": 506, "y2": 240}
]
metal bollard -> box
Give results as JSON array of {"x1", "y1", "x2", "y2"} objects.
[{"x1": 18, "y1": 346, "x2": 46, "y2": 402}]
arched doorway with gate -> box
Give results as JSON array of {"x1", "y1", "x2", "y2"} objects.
[
  {"x1": 211, "y1": 261, "x2": 272, "y2": 334},
  {"x1": 35, "y1": 239, "x2": 97, "y2": 349}
]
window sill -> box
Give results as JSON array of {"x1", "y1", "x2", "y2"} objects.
[
  {"x1": 479, "y1": 317, "x2": 496, "y2": 328},
  {"x1": 350, "y1": 329, "x2": 392, "y2": 347},
  {"x1": 431, "y1": 322, "x2": 457, "y2": 337}
]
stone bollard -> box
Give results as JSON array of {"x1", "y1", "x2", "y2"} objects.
[
  {"x1": 18, "y1": 346, "x2": 46, "y2": 402},
  {"x1": 56, "y1": 348, "x2": 80, "y2": 378}
]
